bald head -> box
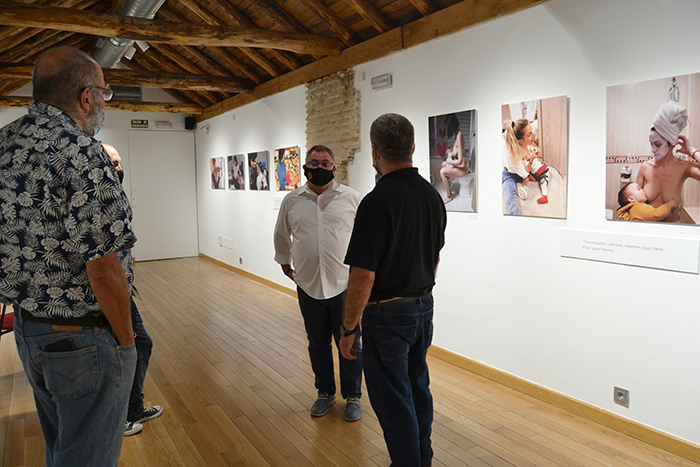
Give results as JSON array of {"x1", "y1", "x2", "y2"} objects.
[
  {"x1": 102, "y1": 143, "x2": 122, "y2": 170},
  {"x1": 33, "y1": 47, "x2": 102, "y2": 111}
]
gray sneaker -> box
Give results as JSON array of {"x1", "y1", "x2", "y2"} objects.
[
  {"x1": 310, "y1": 394, "x2": 336, "y2": 417},
  {"x1": 124, "y1": 421, "x2": 143, "y2": 436},
  {"x1": 344, "y1": 397, "x2": 362, "y2": 422}
]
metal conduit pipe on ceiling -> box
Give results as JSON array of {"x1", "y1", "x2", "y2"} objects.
[{"x1": 93, "y1": 0, "x2": 166, "y2": 68}]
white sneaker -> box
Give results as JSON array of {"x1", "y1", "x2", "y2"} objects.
[
  {"x1": 517, "y1": 184, "x2": 528, "y2": 200},
  {"x1": 124, "y1": 421, "x2": 143, "y2": 436}
]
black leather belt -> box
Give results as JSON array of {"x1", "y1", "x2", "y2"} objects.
[{"x1": 20, "y1": 308, "x2": 109, "y2": 327}]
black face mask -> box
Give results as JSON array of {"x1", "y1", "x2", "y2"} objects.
[
  {"x1": 305, "y1": 167, "x2": 334, "y2": 186},
  {"x1": 116, "y1": 169, "x2": 124, "y2": 184}
]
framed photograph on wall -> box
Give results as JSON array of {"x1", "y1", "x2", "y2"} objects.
[
  {"x1": 429, "y1": 109, "x2": 477, "y2": 212},
  {"x1": 248, "y1": 150, "x2": 269, "y2": 191},
  {"x1": 227, "y1": 154, "x2": 245, "y2": 190},
  {"x1": 274, "y1": 146, "x2": 301, "y2": 191},
  {"x1": 501, "y1": 95, "x2": 568, "y2": 219},
  {"x1": 606, "y1": 73, "x2": 700, "y2": 224},
  {"x1": 210, "y1": 156, "x2": 225, "y2": 190}
]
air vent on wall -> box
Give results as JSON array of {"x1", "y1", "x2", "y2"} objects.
[{"x1": 111, "y1": 85, "x2": 142, "y2": 102}]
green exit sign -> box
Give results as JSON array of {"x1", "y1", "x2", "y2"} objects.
[{"x1": 131, "y1": 119, "x2": 148, "y2": 128}]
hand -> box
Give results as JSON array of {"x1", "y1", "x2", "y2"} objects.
[
  {"x1": 667, "y1": 198, "x2": 679, "y2": 210},
  {"x1": 339, "y1": 334, "x2": 358, "y2": 360},
  {"x1": 677, "y1": 135, "x2": 698, "y2": 159}
]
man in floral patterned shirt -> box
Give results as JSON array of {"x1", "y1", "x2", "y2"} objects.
[{"x1": 0, "y1": 47, "x2": 137, "y2": 467}]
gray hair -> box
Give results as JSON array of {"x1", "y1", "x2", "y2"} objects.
[
  {"x1": 306, "y1": 145, "x2": 335, "y2": 161},
  {"x1": 370, "y1": 113, "x2": 414, "y2": 163},
  {"x1": 33, "y1": 47, "x2": 101, "y2": 110}
]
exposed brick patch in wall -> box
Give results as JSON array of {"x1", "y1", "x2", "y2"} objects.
[{"x1": 305, "y1": 70, "x2": 360, "y2": 185}]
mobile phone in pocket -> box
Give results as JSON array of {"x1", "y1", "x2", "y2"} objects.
[{"x1": 43, "y1": 339, "x2": 77, "y2": 352}]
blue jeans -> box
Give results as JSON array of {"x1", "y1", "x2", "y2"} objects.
[
  {"x1": 361, "y1": 295, "x2": 434, "y2": 467},
  {"x1": 297, "y1": 287, "x2": 363, "y2": 399},
  {"x1": 127, "y1": 300, "x2": 153, "y2": 422},
  {"x1": 502, "y1": 168, "x2": 523, "y2": 215},
  {"x1": 14, "y1": 314, "x2": 136, "y2": 467}
]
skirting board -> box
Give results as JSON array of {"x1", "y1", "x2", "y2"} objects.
[
  {"x1": 201, "y1": 253, "x2": 699, "y2": 464},
  {"x1": 428, "y1": 346, "x2": 700, "y2": 464},
  {"x1": 200, "y1": 254, "x2": 297, "y2": 299}
]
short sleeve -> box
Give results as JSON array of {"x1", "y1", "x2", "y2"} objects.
[{"x1": 344, "y1": 194, "x2": 390, "y2": 272}]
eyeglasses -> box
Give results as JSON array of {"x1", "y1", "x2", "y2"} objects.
[
  {"x1": 87, "y1": 85, "x2": 114, "y2": 102},
  {"x1": 306, "y1": 160, "x2": 334, "y2": 170}
]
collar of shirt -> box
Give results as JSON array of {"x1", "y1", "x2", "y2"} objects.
[{"x1": 298, "y1": 180, "x2": 341, "y2": 198}]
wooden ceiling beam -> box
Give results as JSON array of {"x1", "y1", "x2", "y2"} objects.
[
  {"x1": 408, "y1": 0, "x2": 437, "y2": 16},
  {"x1": 198, "y1": 0, "x2": 548, "y2": 121},
  {"x1": 296, "y1": 0, "x2": 358, "y2": 47},
  {"x1": 0, "y1": 62, "x2": 254, "y2": 92},
  {"x1": 206, "y1": 47, "x2": 262, "y2": 85},
  {"x1": 146, "y1": 45, "x2": 221, "y2": 105},
  {"x1": 0, "y1": 0, "x2": 100, "y2": 44},
  {"x1": 203, "y1": 0, "x2": 302, "y2": 71},
  {"x1": 0, "y1": 2, "x2": 343, "y2": 56},
  {"x1": 156, "y1": 7, "x2": 264, "y2": 84},
  {"x1": 0, "y1": 30, "x2": 71, "y2": 62},
  {"x1": 252, "y1": 0, "x2": 324, "y2": 61},
  {"x1": 0, "y1": 95, "x2": 203, "y2": 114},
  {"x1": 130, "y1": 53, "x2": 214, "y2": 108},
  {"x1": 343, "y1": 0, "x2": 392, "y2": 33},
  {"x1": 172, "y1": 0, "x2": 282, "y2": 78}
]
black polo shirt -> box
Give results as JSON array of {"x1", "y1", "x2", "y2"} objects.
[{"x1": 344, "y1": 167, "x2": 447, "y2": 301}]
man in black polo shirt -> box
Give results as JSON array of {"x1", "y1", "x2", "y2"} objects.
[{"x1": 339, "y1": 113, "x2": 447, "y2": 467}]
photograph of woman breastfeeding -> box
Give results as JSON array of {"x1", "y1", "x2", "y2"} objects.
[
  {"x1": 501, "y1": 96, "x2": 568, "y2": 218},
  {"x1": 429, "y1": 110, "x2": 476, "y2": 212},
  {"x1": 606, "y1": 73, "x2": 700, "y2": 224}
]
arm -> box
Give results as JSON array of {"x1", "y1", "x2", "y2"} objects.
[
  {"x1": 86, "y1": 252, "x2": 133, "y2": 346},
  {"x1": 272, "y1": 200, "x2": 294, "y2": 280},
  {"x1": 636, "y1": 164, "x2": 648, "y2": 187},
  {"x1": 632, "y1": 202, "x2": 674, "y2": 222},
  {"x1": 678, "y1": 135, "x2": 699, "y2": 162},
  {"x1": 339, "y1": 266, "x2": 375, "y2": 360}
]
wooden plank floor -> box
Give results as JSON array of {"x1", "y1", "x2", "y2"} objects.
[{"x1": 1, "y1": 256, "x2": 698, "y2": 467}]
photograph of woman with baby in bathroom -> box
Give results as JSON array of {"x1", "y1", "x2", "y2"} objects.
[
  {"x1": 606, "y1": 73, "x2": 700, "y2": 224},
  {"x1": 501, "y1": 95, "x2": 568, "y2": 218},
  {"x1": 429, "y1": 109, "x2": 477, "y2": 212}
]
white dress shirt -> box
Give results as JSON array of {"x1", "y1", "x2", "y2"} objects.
[{"x1": 273, "y1": 181, "x2": 360, "y2": 300}]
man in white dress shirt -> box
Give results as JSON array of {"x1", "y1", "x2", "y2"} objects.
[{"x1": 273, "y1": 145, "x2": 363, "y2": 421}]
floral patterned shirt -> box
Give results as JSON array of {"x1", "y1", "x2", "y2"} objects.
[{"x1": 0, "y1": 101, "x2": 136, "y2": 318}]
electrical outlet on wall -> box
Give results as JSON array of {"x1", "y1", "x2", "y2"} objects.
[
  {"x1": 218, "y1": 235, "x2": 223, "y2": 247},
  {"x1": 614, "y1": 386, "x2": 629, "y2": 408},
  {"x1": 239, "y1": 257, "x2": 243, "y2": 264}
]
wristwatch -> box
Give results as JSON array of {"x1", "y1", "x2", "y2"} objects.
[{"x1": 340, "y1": 323, "x2": 357, "y2": 337}]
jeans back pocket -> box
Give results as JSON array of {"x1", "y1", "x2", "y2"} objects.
[
  {"x1": 376, "y1": 323, "x2": 418, "y2": 361},
  {"x1": 37, "y1": 346, "x2": 100, "y2": 399}
]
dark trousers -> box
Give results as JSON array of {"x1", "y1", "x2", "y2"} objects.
[
  {"x1": 127, "y1": 300, "x2": 153, "y2": 422},
  {"x1": 297, "y1": 287, "x2": 362, "y2": 399},
  {"x1": 361, "y1": 294, "x2": 435, "y2": 467}
]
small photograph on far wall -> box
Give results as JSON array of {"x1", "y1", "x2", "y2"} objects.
[
  {"x1": 501, "y1": 95, "x2": 568, "y2": 218},
  {"x1": 429, "y1": 109, "x2": 477, "y2": 212},
  {"x1": 210, "y1": 156, "x2": 225, "y2": 190},
  {"x1": 275, "y1": 146, "x2": 301, "y2": 191},
  {"x1": 227, "y1": 154, "x2": 245, "y2": 190},
  {"x1": 248, "y1": 151, "x2": 270, "y2": 191},
  {"x1": 606, "y1": 73, "x2": 700, "y2": 224}
]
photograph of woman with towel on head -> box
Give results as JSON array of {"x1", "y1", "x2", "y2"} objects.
[
  {"x1": 606, "y1": 73, "x2": 700, "y2": 223},
  {"x1": 501, "y1": 95, "x2": 568, "y2": 218},
  {"x1": 429, "y1": 110, "x2": 477, "y2": 212}
]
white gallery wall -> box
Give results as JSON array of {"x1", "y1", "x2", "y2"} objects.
[{"x1": 195, "y1": 0, "x2": 700, "y2": 446}]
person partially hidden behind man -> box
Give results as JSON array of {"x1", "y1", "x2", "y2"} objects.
[
  {"x1": 0, "y1": 47, "x2": 137, "y2": 467},
  {"x1": 273, "y1": 145, "x2": 364, "y2": 421},
  {"x1": 102, "y1": 143, "x2": 164, "y2": 436},
  {"x1": 340, "y1": 113, "x2": 447, "y2": 467}
]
